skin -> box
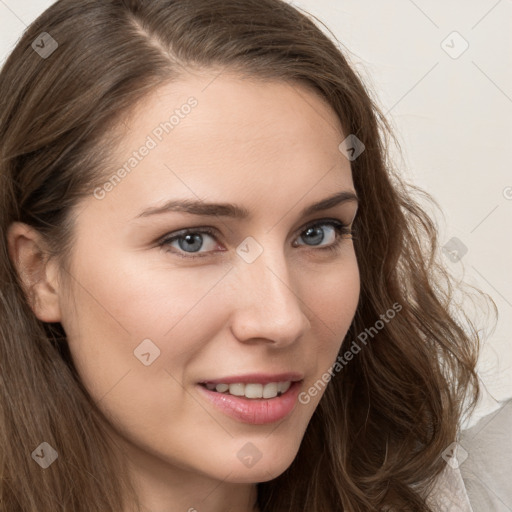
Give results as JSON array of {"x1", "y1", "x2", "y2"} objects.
[{"x1": 8, "y1": 70, "x2": 360, "y2": 512}]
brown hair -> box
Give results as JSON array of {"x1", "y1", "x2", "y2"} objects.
[{"x1": 0, "y1": 0, "x2": 496, "y2": 510}]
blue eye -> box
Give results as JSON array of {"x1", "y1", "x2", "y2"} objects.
[
  {"x1": 158, "y1": 219, "x2": 354, "y2": 260},
  {"x1": 160, "y1": 228, "x2": 219, "y2": 257},
  {"x1": 294, "y1": 221, "x2": 350, "y2": 249}
]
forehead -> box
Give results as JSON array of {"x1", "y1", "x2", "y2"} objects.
[{"x1": 89, "y1": 71, "x2": 354, "y2": 222}]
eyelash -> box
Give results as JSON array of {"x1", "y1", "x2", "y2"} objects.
[{"x1": 157, "y1": 219, "x2": 355, "y2": 260}]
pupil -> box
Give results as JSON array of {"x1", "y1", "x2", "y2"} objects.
[
  {"x1": 304, "y1": 227, "x2": 324, "y2": 246},
  {"x1": 179, "y1": 234, "x2": 203, "y2": 252}
]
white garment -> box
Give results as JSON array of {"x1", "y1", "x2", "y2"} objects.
[
  {"x1": 428, "y1": 399, "x2": 512, "y2": 511},
  {"x1": 458, "y1": 399, "x2": 512, "y2": 511},
  {"x1": 427, "y1": 464, "x2": 474, "y2": 511}
]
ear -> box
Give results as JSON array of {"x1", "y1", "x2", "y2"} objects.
[{"x1": 6, "y1": 222, "x2": 62, "y2": 323}]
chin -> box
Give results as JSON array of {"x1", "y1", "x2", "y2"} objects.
[
  {"x1": 219, "y1": 446, "x2": 299, "y2": 484},
  {"x1": 223, "y1": 462, "x2": 293, "y2": 484}
]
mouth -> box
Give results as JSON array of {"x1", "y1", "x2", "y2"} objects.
[{"x1": 196, "y1": 379, "x2": 304, "y2": 424}]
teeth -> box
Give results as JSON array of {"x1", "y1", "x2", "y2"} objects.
[
  {"x1": 263, "y1": 382, "x2": 278, "y2": 398},
  {"x1": 228, "y1": 383, "x2": 245, "y2": 397},
  {"x1": 278, "y1": 381, "x2": 291, "y2": 394},
  {"x1": 244, "y1": 383, "x2": 263, "y2": 398},
  {"x1": 204, "y1": 381, "x2": 293, "y2": 399}
]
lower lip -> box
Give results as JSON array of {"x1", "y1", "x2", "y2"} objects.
[{"x1": 197, "y1": 381, "x2": 302, "y2": 425}]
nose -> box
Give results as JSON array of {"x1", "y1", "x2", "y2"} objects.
[{"x1": 229, "y1": 243, "x2": 311, "y2": 347}]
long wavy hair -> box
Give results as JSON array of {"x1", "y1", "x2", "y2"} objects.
[{"x1": 0, "y1": 0, "x2": 496, "y2": 510}]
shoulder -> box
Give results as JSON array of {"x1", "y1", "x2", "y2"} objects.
[{"x1": 459, "y1": 399, "x2": 512, "y2": 511}]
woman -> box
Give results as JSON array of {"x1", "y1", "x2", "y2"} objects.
[{"x1": 0, "y1": 0, "x2": 496, "y2": 510}]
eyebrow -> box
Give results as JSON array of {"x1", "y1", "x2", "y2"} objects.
[{"x1": 134, "y1": 190, "x2": 358, "y2": 220}]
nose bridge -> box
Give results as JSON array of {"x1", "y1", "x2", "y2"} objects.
[{"x1": 230, "y1": 236, "x2": 310, "y2": 343}]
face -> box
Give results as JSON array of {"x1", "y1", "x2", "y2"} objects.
[{"x1": 51, "y1": 71, "x2": 360, "y2": 501}]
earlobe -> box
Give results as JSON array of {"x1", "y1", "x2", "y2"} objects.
[{"x1": 6, "y1": 222, "x2": 62, "y2": 323}]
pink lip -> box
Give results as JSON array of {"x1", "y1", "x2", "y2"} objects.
[
  {"x1": 197, "y1": 380, "x2": 303, "y2": 424},
  {"x1": 198, "y1": 372, "x2": 304, "y2": 385}
]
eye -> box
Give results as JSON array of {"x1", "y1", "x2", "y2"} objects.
[
  {"x1": 293, "y1": 220, "x2": 353, "y2": 251},
  {"x1": 158, "y1": 227, "x2": 220, "y2": 259},
  {"x1": 157, "y1": 219, "x2": 354, "y2": 259}
]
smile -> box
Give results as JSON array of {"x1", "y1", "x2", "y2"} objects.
[{"x1": 197, "y1": 380, "x2": 303, "y2": 424}]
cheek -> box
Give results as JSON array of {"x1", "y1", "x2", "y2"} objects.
[
  {"x1": 58, "y1": 250, "x2": 231, "y2": 403},
  {"x1": 58, "y1": 258, "x2": 231, "y2": 457},
  {"x1": 305, "y1": 251, "x2": 360, "y2": 337},
  {"x1": 299, "y1": 253, "x2": 360, "y2": 392}
]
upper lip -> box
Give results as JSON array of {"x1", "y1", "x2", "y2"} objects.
[{"x1": 199, "y1": 372, "x2": 304, "y2": 385}]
